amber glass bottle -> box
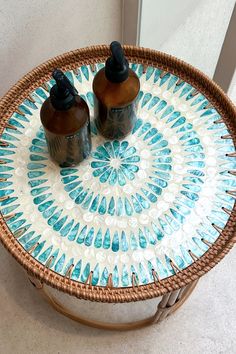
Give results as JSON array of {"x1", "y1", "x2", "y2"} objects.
[
  {"x1": 40, "y1": 69, "x2": 91, "y2": 167},
  {"x1": 93, "y1": 41, "x2": 140, "y2": 140}
]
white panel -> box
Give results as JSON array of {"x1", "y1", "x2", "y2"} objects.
[
  {"x1": 139, "y1": 0, "x2": 235, "y2": 77},
  {"x1": 0, "y1": 0, "x2": 122, "y2": 97}
]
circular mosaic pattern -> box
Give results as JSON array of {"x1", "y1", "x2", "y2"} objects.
[
  {"x1": 0, "y1": 63, "x2": 235, "y2": 288},
  {"x1": 91, "y1": 141, "x2": 141, "y2": 186}
]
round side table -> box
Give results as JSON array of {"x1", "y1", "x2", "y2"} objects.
[{"x1": 0, "y1": 45, "x2": 235, "y2": 330}]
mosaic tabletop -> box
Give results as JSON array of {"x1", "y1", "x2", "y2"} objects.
[{"x1": 0, "y1": 63, "x2": 235, "y2": 288}]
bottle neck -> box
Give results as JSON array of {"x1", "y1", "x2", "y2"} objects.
[{"x1": 50, "y1": 86, "x2": 76, "y2": 110}]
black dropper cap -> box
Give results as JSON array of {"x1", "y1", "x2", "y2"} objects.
[
  {"x1": 50, "y1": 69, "x2": 78, "y2": 110},
  {"x1": 105, "y1": 41, "x2": 129, "y2": 83}
]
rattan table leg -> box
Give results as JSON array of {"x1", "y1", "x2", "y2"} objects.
[
  {"x1": 153, "y1": 280, "x2": 198, "y2": 323},
  {"x1": 27, "y1": 274, "x2": 198, "y2": 330}
]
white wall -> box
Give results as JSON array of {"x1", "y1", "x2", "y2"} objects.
[
  {"x1": 0, "y1": 0, "x2": 122, "y2": 97},
  {"x1": 139, "y1": 0, "x2": 235, "y2": 78}
]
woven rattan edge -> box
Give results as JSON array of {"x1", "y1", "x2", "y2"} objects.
[{"x1": 0, "y1": 44, "x2": 236, "y2": 303}]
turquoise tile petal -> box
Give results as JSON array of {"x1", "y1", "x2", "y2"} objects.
[{"x1": 112, "y1": 231, "x2": 119, "y2": 252}]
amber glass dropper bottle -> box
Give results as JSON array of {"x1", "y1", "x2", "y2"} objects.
[
  {"x1": 93, "y1": 41, "x2": 140, "y2": 140},
  {"x1": 40, "y1": 69, "x2": 91, "y2": 167}
]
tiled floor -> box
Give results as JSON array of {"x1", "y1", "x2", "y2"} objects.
[{"x1": 0, "y1": 81, "x2": 235, "y2": 354}]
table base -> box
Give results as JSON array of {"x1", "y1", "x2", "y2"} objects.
[{"x1": 28, "y1": 275, "x2": 198, "y2": 331}]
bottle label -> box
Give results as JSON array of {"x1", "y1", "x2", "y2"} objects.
[
  {"x1": 95, "y1": 99, "x2": 137, "y2": 140},
  {"x1": 45, "y1": 122, "x2": 91, "y2": 167}
]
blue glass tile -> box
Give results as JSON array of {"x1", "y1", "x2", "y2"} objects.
[
  {"x1": 81, "y1": 263, "x2": 90, "y2": 283},
  {"x1": 54, "y1": 254, "x2": 65, "y2": 273},
  {"x1": 84, "y1": 227, "x2": 94, "y2": 246},
  {"x1": 98, "y1": 196, "x2": 107, "y2": 215},
  {"x1": 90, "y1": 195, "x2": 100, "y2": 213},
  {"x1": 33, "y1": 193, "x2": 52, "y2": 205},
  {"x1": 38, "y1": 245, "x2": 53, "y2": 263},
  {"x1": 60, "y1": 168, "x2": 78, "y2": 176},
  {"x1": 69, "y1": 187, "x2": 83, "y2": 200},
  {"x1": 6, "y1": 212, "x2": 23, "y2": 224},
  {"x1": 35, "y1": 87, "x2": 48, "y2": 100},
  {"x1": 71, "y1": 260, "x2": 82, "y2": 280},
  {"x1": 144, "y1": 226, "x2": 156, "y2": 245},
  {"x1": 158, "y1": 217, "x2": 172, "y2": 235},
  {"x1": 141, "y1": 93, "x2": 152, "y2": 108},
  {"x1": 139, "y1": 229, "x2": 147, "y2": 248},
  {"x1": 116, "y1": 197, "x2": 124, "y2": 216},
  {"x1": 42, "y1": 206, "x2": 56, "y2": 219},
  {"x1": 0, "y1": 189, "x2": 14, "y2": 197},
  {"x1": 124, "y1": 197, "x2": 133, "y2": 216},
  {"x1": 136, "y1": 90, "x2": 144, "y2": 103},
  {"x1": 167, "y1": 75, "x2": 178, "y2": 90},
  {"x1": 118, "y1": 169, "x2": 129, "y2": 187},
  {"x1": 31, "y1": 186, "x2": 49, "y2": 196},
  {"x1": 60, "y1": 220, "x2": 74, "y2": 237},
  {"x1": 112, "y1": 265, "x2": 119, "y2": 287},
  {"x1": 170, "y1": 208, "x2": 185, "y2": 224},
  {"x1": 82, "y1": 192, "x2": 94, "y2": 209},
  {"x1": 148, "y1": 96, "x2": 160, "y2": 110},
  {"x1": 165, "y1": 214, "x2": 179, "y2": 231},
  {"x1": 190, "y1": 94, "x2": 205, "y2": 106},
  {"x1": 94, "y1": 228, "x2": 102, "y2": 248},
  {"x1": 181, "y1": 190, "x2": 199, "y2": 201},
  {"x1": 121, "y1": 231, "x2": 128, "y2": 251},
  {"x1": 64, "y1": 181, "x2": 81, "y2": 192},
  {"x1": 139, "y1": 263, "x2": 149, "y2": 284},
  {"x1": 0, "y1": 196, "x2": 17, "y2": 206},
  {"x1": 154, "y1": 69, "x2": 162, "y2": 83},
  {"x1": 28, "y1": 179, "x2": 47, "y2": 188},
  {"x1": 112, "y1": 231, "x2": 119, "y2": 252},
  {"x1": 32, "y1": 241, "x2": 46, "y2": 257},
  {"x1": 121, "y1": 265, "x2": 129, "y2": 286},
  {"x1": 154, "y1": 100, "x2": 167, "y2": 114},
  {"x1": 100, "y1": 267, "x2": 109, "y2": 286},
  {"x1": 166, "y1": 111, "x2": 181, "y2": 123},
  {"x1": 132, "y1": 118, "x2": 143, "y2": 134},
  {"x1": 146, "y1": 66, "x2": 155, "y2": 80},
  {"x1": 9, "y1": 219, "x2": 26, "y2": 231},
  {"x1": 18, "y1": 230, "x2": 35, "y2": 245},
  {"x1": 136, "y1": 193, "x2": 150, "y2": 209},
  {"x1": 25, "y1": 235, "x2": 41, "y2": 251},
  {"x1": 141, "y1": 188, "x2": 158, "y2": 203},
  {"x1": 81, "y1": 65, "x2": 89, "y2": 80},
  {"x1": 160, "y1": 73, "x2": 170, "y2": 86},
  {"x1": 179, "y1": 84, "x2": 193, "y2": 98},
  {"x1": 161, "y1": 105, "x2": 174, "y2": 119},
  {"x1": 0, "y1": 203, "x2": 19, "y2": 215},
  {"x1": 75, "y1": 189, "x2": 88, "y2": 204},
  {"x1": 92, "y1": 264, "x2": 99, "y2": 285},
  {"x1": 146, "y1": 183, "x2": 162, "y2": 196},
  {"x1": 130, "y1": 232, "x2": 138, "y2": 250},
  {"x1": 131, "y1": 195, "x2": 142, "y2": 213},
  {"x1": 108, "y1": 197, "x2": 115, "y2": 215},
  {"x1": 48, "y1": 209, "x2": 62, "y2": 226},
  {"x1": 76, "y1": 225, "x2": 87, "y2": 244},
  {"x1": 182, "y1": 184, "x2": 201, "y2": 193},
  {"x1": 109, "y1": 169, "x2": 118, "y2": 185},
  {"x1": 53, "y1": 215, "x2": 68, "y2": 232},
  {"x1": 63, "y1": 258, "x2": 74, "y2": 276},
  {"x1": 171, "y1": 117, "x2": 186, "y2": 128},
  {"x1": 137, "y1": 122, "x2": 152, "y2": 137},
  {"x1": 103, "y1": 229, "x2": 111, "y2": 249},
  {"x1": 143, "y1": 127, "x2": 158, "y2": 141},
  {"x1": 28, "y1": 171, "x2": 45, "y2": 179}
]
